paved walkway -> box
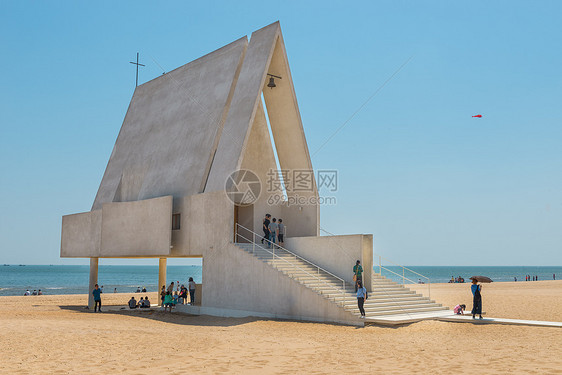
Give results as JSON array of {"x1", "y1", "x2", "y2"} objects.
[
  {"x1": 366, "y1": 310, "x2": 561, "y2": 328},
  {"x1": 437, "y1": 314, "x2": 562, "y2": 328}
]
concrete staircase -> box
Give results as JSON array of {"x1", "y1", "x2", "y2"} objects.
[{"x1": 235, "y1": 242, "x2": 448, "y2": 324}]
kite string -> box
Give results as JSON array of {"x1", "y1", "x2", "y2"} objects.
[{"x1": 311, "y1": 55, "x2": 414, "y2": 157}]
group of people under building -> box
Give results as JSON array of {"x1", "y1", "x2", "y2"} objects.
[
  {"x1": 261, "y1": 214, "x2": 286, "y2": 248},
  {"x1": 160, "y1": 278, "x2": 197, "y2": 312},
  {"x1": 90, "y1": 277, "x2": 198, "y2": 313},
  {"x1": 128, "y1": 295, "x2": 151, "y2": 308}
]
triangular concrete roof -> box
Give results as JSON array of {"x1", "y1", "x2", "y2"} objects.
[{"x1": 92, "y1": 22, "x2": 316, "y2": 211}]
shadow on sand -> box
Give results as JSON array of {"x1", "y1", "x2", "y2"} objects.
[
  {"x1": 58, "y1": 304, "x2": 381, "y2": 329},
  {"x1": 60, "y1": 304, "x2": 275, "y2": 327}
]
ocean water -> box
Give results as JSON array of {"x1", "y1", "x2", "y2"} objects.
[
  {"x1": 380, "y1": 266, "x2": 561, "y2": 284},
  {"x1": 0, "y1": 265, "x2": 202, "y2": 296},
  {"x1": 0, "y1": 265, "x2": 559, "y2": 296}
]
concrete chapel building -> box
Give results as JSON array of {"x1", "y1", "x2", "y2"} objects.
[{"x1": 61, "y1": 22, "x2": 446, "y2": 326}]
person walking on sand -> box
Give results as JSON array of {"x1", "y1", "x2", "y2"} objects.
[
  {"x1": 471, "y1": 279, "x2": 483, "y2": 319},
  {"x1": 356, "y1": 280, "x2": 367, "y2": 318},
  {"x1": 353, "y1": 260, "x2": 363, "y2": 292},
  {"x1": 92, "y1": 284, "x2": 102, "y2": 312}
]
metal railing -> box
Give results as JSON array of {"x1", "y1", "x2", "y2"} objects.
[
  {"x1": 374, "y1": 254, "x2": 431, "y2": 300},
  {"x1": 234, "y1": 223, "x2": 349, "y2": 303}
]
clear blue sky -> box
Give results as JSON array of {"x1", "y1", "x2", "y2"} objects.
[{"x1": 1, "y1": 1, "x2": 560, "y2": 266}]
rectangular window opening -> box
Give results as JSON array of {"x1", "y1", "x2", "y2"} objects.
[{"x1": 172, "y1": 213, "x2": 181, "y2": 230}]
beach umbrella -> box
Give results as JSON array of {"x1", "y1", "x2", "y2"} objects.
[{"x1": 470, "y1": 276, "x2": 493, "y2": 283}]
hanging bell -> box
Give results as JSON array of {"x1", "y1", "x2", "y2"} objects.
[{"x1": 267, "y1": 77, "x2": 276, "y2": 89}]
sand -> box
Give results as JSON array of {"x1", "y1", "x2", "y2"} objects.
[{"x1": 0, "y1": 281, "x2": 560, "y2": 374}]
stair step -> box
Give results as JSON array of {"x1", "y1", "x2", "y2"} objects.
[
  {"x1": 346, "y1": 302, "x2": 441, "y2": 312},
  {"x1": 235, "y1": 243, "x2": 444, "y2": 322},
  {"x1": 368, "y1": 306, "x2": 448, "y2": 316},
  {"x1": 344, "y1": 299, "x2": 435, "y2": 309},
  {"x1": 356, "y1": 306, "x2": 448, "y2": 317}
]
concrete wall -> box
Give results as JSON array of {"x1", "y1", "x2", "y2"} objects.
[
  {"x1": 239, "y1": 101, "x2": 281, "y2": 236},
  {"x1": 171, "y1": 191, "x2": 234, "y2": 257},
  {"x1": 61, "y1": 210, "x2": 101, "y2": 257},
  {"x1": 284, "y1": 235, "x2": 373, "y2": 291},
  {"x1": 62, "y1": 196, "x2": 173, "y2": 258},
  {"x1": 201, "y1": 242, "x2": 360, "y2": 325},
  {"x1": 100, "y1": 196, "x2": 172, "y2": 257},
  {"x1": 263, "y1": 27, "x2": 319, "y2": 237},
  {"x1": 92, "y1": 37, "x2": 248, "y2": 210},
  {"x1": 205, "y1": 22, "x2": 279, "y2": 192}
]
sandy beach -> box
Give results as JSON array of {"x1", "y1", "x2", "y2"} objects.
[{"x1": 0, "y1": 281, "x2": 560, "y2": 374}]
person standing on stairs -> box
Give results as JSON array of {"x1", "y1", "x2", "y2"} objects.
[
  {"x1": 268, "y1": 218, "x2": 279, "y2": 249},
  {"x1": 353, "y1": 260, "x2": 363, "y2": 292},
  {"x1": 262, "y1": 214, "x2": 271, "y2": 245},
  {"x1": 356, "y1": 279, "x2": 367, "y2": 318},
  {"x1": 277, "y1": 219, "x2": 285, "y2": 246}
]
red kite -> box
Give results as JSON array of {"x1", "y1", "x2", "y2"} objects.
[{"x1": 472, "y1": 114, "x2": 482, "y2": 118}]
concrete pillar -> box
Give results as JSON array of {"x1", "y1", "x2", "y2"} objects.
[
  {"x1": 158, "y1": 258, "x2": 167, "y2": 306},
  {"x1": 88, "y1": 257, "x2": 99, "y2": 309}
]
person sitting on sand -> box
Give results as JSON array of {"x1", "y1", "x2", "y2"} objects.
[
  {"x1": 454, "y1": 304, "x2": 466, "y2": 315},
  {"x1": 24, "y1": 289, "x2": 30, "y2": 296},
  {"x1": 142, "y1": 296, "x2": 151, "y2": 308},
  {"x1": 37, "y1": 290, "x2": 42, "y2": 295},
  {"x1": 128, "y1": 296, "x2": 138, "y2": 309}
]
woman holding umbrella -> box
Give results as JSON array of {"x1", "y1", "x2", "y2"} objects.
[{"x1": 470, "y1": 277, "x2": 485, "y2": 319}]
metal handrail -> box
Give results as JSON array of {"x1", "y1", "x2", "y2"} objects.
[
  {"x1": 236, "y1": 223, "x2": 347, "y2": 287},
  {"x1": 234, "y1": 223, "x2": 349, "y2": 303},
  {"x1": 374, "y1": 253, "x2": 431, "y2": 300},
  {"x1": 376, "y1": 254, "x2": 430, "y2": 281},
  {"x1": 379, "y1": 265, "x2": 418, "y2": 285}
]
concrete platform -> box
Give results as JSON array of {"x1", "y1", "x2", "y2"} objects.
[
  {"x1": 365, "y1": 309, "x2": 453, "y2": 326},
  {"x1": 438, "y1": 315, "x2": 562, "y2": 328}
]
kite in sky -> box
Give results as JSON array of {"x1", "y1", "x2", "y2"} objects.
[{"x1": 472, "y1": 114, "x2": 482, "y2": 118}]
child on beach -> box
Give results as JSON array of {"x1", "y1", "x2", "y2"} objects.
[{"x1": 454, "y1": 304, "x2": 466, "y2": 315}]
